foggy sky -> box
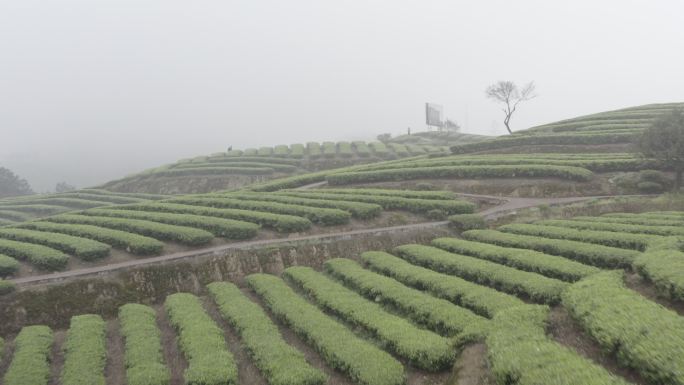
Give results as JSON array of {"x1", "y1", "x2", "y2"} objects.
[{"x1": 2, "y1": 0, "x2": 683, "y2": 191}]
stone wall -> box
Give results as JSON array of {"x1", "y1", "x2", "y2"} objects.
[{"x1": 0, "y1": 225, "x2": 451, "y2": 335}]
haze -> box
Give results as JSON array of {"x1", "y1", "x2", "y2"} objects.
[{"x1": 2, "y1": 0, "x2": 683, "y2": 191}]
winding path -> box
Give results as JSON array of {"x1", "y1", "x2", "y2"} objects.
[{"x1": 10, "y1": 193, "x2": 621, "y2": 287}]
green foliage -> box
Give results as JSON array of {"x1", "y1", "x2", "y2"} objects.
[
  {"x1": 246, "y1": 273, "x2": 405, "y2": 385},
  {"x1": 118, "y1": 304, "x2": 170, "y2": 385},
  {"x1": 223, "y1": 192, "x2": 382, "y2": 219},
  {"x1": 361, "y1": 251, "x2": 524, "y2": 317},
  {"x1": 0, "y1": 253, "x2": 20, "y2": 276},
  {"x1": 369, "y1": 142, "x2": 390, "y2": 157},
  {"x1": 173, "y1": 162, "x2": 297, "y2": 173},
  {"x1": 306, "y1": 142, "x2": 322, "y2": 159},
  {"x1": 258, "y1": 147, "x2": 274, "y2": 156},
  {"x1": 356, "y1": 154, "x2": 655, "y2": 173},
  {"x1": 432, "y1": 237, "x2": 599, "y2": 282},
  {"x1": 394, "y1": 244, "x2": 568, "y2": 304},
  {"x1": 0, "y1": 204, "x2": 69, "y2": 215},
  {"x1": 322, "y1": 141, "x2": 336, "y2": 158},
  {"x1": 448, "y1": 214, "x2": 486, "y2": 232},
  {"x1": 61, "y1": 315, "x2": 107, "y2": 385},
  {"x1": 0, "y1": 228, "x2": 111, "y2": 260},
  {"x1": 47, "y1": 214, "x2": 214, "y2": 246},
  {"x1": 147, "y1": 166, "x2": 275, "y2": 177},
  {"x1": 8, "y1": 197, "x2": 113, "y2": 209},
  {"x1": 0, "y1": 279, "x2": 16, "y2": 295},
  {"x1": 299, "y1": 188, "x2": 457, "y2": 200},
  {"x1": 636, "y1": 109, "x2": 684, "y2": 188},
  {"x1": 0, "y1": 238, "x2": 69, "y2": 270},
  {"x1": 633, "y1": 237, "x2": 684, "y2": 302},
  {"x1": 168, "y1": 196, "x2": 350, "y2": 226},
  {"x1": 207, "y1": 282, "x2": 326, "y2": 385},
  {"x1": 165, "y1": 293, "x2": 238, "y2": 385},
  {"x1": 284, "y1": 266, "x2": 455, "y2": 371},
  {"x1": 274, "y1": 144, "x2": 290, "y2": 157},
  {"x1": 337, "y1": 141, "x2": 354, "y2": 158},
  {"x1": 353, "y1": 141, "x2": 371, "y2": 157},
  {"x1": 498, "y1": 223, "x2": 653, "y2": 251},
  {"x1": 0, "y1": 210, "x2": 32, "y2": 221},
  {"x1": 18, "y1": 221, "x2": 164, "y2": 255},
  {"x1": 54, "y1": 192, "x2": 145, "y2": 204},
  {"x1": 463, "y1": 229, "x2": 638, "y2": 268},
  {"x1": 637, "y1": 181, "x2": 665, "y2": 193},
  {"x1": 0, "y1": 167, "x2": 33, "y2": 198},
  {"x1": 488, "y1": 305, "x2": 630, "y2": 385},
  {"x1": 77, "y1": 189, "x2": 168, "y2": 200},
  {"x1": 451, "y1": 131, "x2": 638, "y2": 154},
  {"x1": 387, "y1": 143, "x2": 409, "y2": 156},
  {"x1": 289, "y1": 144, "x2": 305, "y2": 158},
  {"x1": 326, "y1": 164, "x2": 594, "y2": 185},
  {"x1": 117, "y1": 202, "x2": 311, "y2": 233},
  {"x1": 280, "y1": 191, "x2": 475, "y2": 215},
  {"x1": 563, "y1": 271, "x2": 684, "y2": 385},
  {"x1": 542, "y1": 217, "x2": 684, "y2": 236},
  {"x1": 3, "y1": 325, "x2": 53, "y2": 385},
  {"x1": 324, "y1": 258, "x2": 487, "y2": 339},
  {"x1": 84, "y1": 208, "x2": 260, "y2": 239}
]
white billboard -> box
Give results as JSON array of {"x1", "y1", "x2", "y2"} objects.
[{"x1": 425, "y1": 103, "x2": 443, "y2": 127}]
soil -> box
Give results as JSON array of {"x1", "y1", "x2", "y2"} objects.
[
  {"x1": 105, "y1": 319, "x2": 125, "y2": 385},
  {"x1": 547, "y1": 306, "x2": 647, "y2": 385},
  {"x1": 48, "y1": 330, "x2": 65, "y2": 385},
  {"x1": 155, "y1": 305, "x2": 188, "y2": 385},
  {"x1": 449, "y1": 343, "x2": 494, "y2": 385}
]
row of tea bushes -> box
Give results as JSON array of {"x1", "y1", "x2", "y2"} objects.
[
  {"x1": 46, "y1": 214, "x2": 215, "y2": 246},
  {"x1": 431, "y1": 237, "x2": 600, "y2": 282},
  {"x1": 61, "y1": 315, "x2": 107, "y2": 385},
  {"x1": 118, "y1": 304, "x2": 170, "y2": 385},
  {"x1": 497, "y1": 223, "x2": 654, "y2": 251},
  {"x1": 462, "y1": 230, "x2": 638, "y2": 268},
  {"x1": 116, "y1": 202, "x2": 312, "y2": 233},
  {"x1": 283, "y1": 266, "x2": 455, "y2": 371},
  {"x1": 18, "y1": 221, "x2": 164, "y2": 255},
  {"x1": 168, "y1": 196, "x2": 351, "y2": 226},
  {"x1": 83, "y1": 208, "x2": 260, "y2": 239},
  {"x1": 488, "y1": 305, "x2": 630, "y2": 385},
  {"x1": 323, "y1": 258, "x2": 488, "y2": 339},
  {"x1": 278, "y1": 190, "x2": 475, "y2": 215},
  {"x1": 222, "y1": 192, "x2": 383, "y2": 219},
  {"x1": 3, "y1": 325, "x2": 53, "y2": 385},
  {"x1": 361, "y1": 251, "x2": 525, "y2": 318},
  {"x1": 393, "y1": 244, "x2": 568, "y2": 304},
  {"x1": 325, "y1": 164, "x2": 595, "y2": 185},
  {"x1": 207, "y1": 282, "x2": 327, "y2": 385},
  {"x1": 247, "y1": 273, "x2": 406, "y2": 385},
  {"x1": 0, "y1": 228, "x2": 111, "y2": 261},
  {"x1": 164, "y1": 293, "x2": 238, "y2": 385},
  {"x1": 563, "y1": 271, "x2": 684, "y2": 385}
]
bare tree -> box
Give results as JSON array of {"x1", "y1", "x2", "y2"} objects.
[{"x1": 486, "y1": 81, "x2": 537, "y2": 134}]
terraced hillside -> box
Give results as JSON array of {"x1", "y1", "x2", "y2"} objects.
[
  {"x1": 0, "y1": 188, "x2": 475, "y2": 282},
  {"x1": 0, "y1": 189, "x2": 168, "y2": 226},
  {"x1": 247, "y1": 152, "x2": 668, "y2": 196},
  {"x1": 2, "y1": 210, "x2": 683, "y2": 384},
  {"x1": 100, "y1": 141, "x2": 456, "y2": 194},
  {"x1": 451, "y1": 102, "x2": 684, "y2": 154}
]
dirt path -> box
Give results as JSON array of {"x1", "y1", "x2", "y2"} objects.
[{"x1": 10, "y1": 194, "x2": 622, "y2": 288}]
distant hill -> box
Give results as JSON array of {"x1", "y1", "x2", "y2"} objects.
[
  {"x1": 98, "y1": 136, "x2": 487, "y2": 194},
  {"x1": 450, "y1": 102, "x2": 683, "y2": 154}
]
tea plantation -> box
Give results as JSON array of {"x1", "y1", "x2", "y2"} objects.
[{"x1": 1, "y1": 210, "x2": 683, "y2": 384}]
